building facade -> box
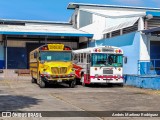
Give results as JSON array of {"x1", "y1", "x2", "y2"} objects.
[{"x1": 68, "y1": 3, "x2": 160, "y2": 75}]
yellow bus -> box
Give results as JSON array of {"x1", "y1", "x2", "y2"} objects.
[{"x1": 29, "y1": 43, "x2": 76, "y2": 88}]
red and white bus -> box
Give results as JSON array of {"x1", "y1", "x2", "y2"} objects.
[{"x1": 73, "y1": 46, "x2": 123, "y2": 86}]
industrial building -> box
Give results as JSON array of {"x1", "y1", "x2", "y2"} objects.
[
  {"x1": 1, "y1": 3, "x2": 160, "y2": 74},
  {"x1": 68, "y1": 3, "x2": 160, "y2": 76}
]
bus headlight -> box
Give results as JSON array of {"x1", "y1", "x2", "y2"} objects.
[{"x1": 118, "y1": 68, "x2": 121, "y2": 71}]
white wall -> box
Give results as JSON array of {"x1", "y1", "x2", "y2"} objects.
[
  {"x1": 79, "y1": 14, "x2": 106, "y2": 40},
  {"x1": 139, "y1": 33, "x2": 150, "y2": 61},
  {"x1": 118, "y1": 32, "x2": 140, "y2": 75}
]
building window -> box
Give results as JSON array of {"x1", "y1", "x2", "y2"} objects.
[
  {"x1": 147, "y1": 17, "x2": 160, "y2": 29},
  {"x1": 103, "y1": 22, "x2": 138, "y2": 39},
  {"x1": 111, "y1": 30, "x2": 121, "y2": 37},
  {"x1": 103, "y1": 33, "x2": 110, "y2": 39},
  {"x1": 123, "y1": 22, "x2": 138, "y2": 34}
]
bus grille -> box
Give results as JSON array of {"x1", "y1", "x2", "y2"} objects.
[
  {"x1": 51, "y1": 67, "x2": 67, "y2": 74},
  {"x1": 103, "y1": 70, "x2": 113, "y2": 74}
]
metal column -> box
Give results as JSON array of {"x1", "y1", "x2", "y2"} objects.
[{"x1": 4, "y1": 36, "x2": 7, "y2": 69}]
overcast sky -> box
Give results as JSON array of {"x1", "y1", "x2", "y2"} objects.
[{"x1": 0, "y1": 0, "x2": 159, "y2": 22}]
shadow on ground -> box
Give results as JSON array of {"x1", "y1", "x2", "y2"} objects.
[
  {"x1": 0, "y1": 95, "x2": 42, "y2": 111},
  {"x1": 46, "y1": 83, "x2": 70, "y2": 88}
]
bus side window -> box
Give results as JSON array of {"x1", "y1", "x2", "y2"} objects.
[
  {"x1": 78, "y1": 54, "x2": 80, "y2": 62},
  {"x1": 34, "y1": 52, "x2": 37, "y2": 58},
  {"x1": 73, "y1": 54, "x2": 78, "y2": 63},
  {"x1": 87, "y1": 54, "x2": 91, "y2": 63},
  {"x1": 81, "y1": 53, "x2": 83, "y2": 63}
]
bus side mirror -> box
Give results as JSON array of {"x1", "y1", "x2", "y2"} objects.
[
  {"x1": 34, "y1": 52, "x2": 37, "y2": 58},
  {"x1": 124, "y1": 56, "x2": 127, "y2": 64}
]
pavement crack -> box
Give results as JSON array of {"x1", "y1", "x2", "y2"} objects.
[{"x1": 49, "y1": 93, "x2": 104, "y2": 120}]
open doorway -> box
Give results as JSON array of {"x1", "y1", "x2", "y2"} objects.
[{"x1": 150, "y1": 41, "x2": 160, "y2": 75}]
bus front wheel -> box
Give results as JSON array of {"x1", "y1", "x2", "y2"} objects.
[
  {"x1": 39, "y1": 77, "x2": 45, "y2": 88},
  {"x1": 31, "y1": 77, "x2": 37, "y2": 83}
]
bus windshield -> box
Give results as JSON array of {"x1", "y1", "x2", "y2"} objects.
[
  {"x1": 40, "y1": 51, "x2": 72, "y2": 61},
  {"x1": 91, "y1": 53, "x2": 123, "y2": 67}
]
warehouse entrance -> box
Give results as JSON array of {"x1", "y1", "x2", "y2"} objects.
[{"x1": 6, "y1": 36, "x2": 81, "y2": 69}]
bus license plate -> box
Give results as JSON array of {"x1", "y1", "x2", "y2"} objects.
[{"x1": 57, "y1": 79, "x2": 62, "y2": 82}]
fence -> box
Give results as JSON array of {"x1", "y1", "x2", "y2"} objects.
[{"x1": 0, "y1": 69, "x2": 31, "y2": 81}]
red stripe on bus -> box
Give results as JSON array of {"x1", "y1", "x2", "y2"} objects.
[{"x1": 90, "y1": 76, "x2": 123, "y2": 79}]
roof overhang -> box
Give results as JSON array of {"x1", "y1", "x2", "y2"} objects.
[
  {"x1": 0, "y1": 31, "x2": 93, "y2": 38},
  {"x1": 142, "y1": 27, "x2": 160, "y2": 36},
  {"x1": 0, "y1": 24, "x2": 93, "y2": 38},
  {"x1": 67, "y1": 3, "x2": 160, "y2": 11}
]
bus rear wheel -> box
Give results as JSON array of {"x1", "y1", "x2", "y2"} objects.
[{"x1": 39, "y1": 77, "x2": 46, "y2": 88}]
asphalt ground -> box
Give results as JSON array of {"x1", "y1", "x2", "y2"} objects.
[{"x1": 0, "y1": 78, "x2": 160, "y2": 120}]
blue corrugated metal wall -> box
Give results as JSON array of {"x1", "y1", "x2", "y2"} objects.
[
  {"x1": 124, "y1": 75, "x2": 160, "y2": 90},
  {"x1": 0, "y1": 45, "x2": 4, "y2": 69},
  {"x1": 89, "y1": 32, "x2": 136, "y2": 47}
]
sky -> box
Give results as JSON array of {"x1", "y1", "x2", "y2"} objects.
[{"x1": 0, "y1": 0, "x2": 159, "y2": 22}]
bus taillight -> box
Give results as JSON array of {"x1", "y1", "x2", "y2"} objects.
[
  {"x1": 64, "y1": 47, "x2": 71, "y2": 50},
  {"x1": 115, "y1": 49, "x2": 122, "y2": 53},
  {"x1": 94, "y1": 48, "x2": 101, "y2": 52},
  {"x1": 119, "y1": 49, "x2": 122, "y2": 53},
  {"x1": 41, "y1": 47, "x2": 48, "y2": 50}
]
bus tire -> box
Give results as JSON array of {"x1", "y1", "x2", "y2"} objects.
[
  {"x1": 39, "y1": 77, "x2": 45, "y2": 88},
  {"x1": 119, "y1": 83, "x2": 124, "y2": 87},
  {"x1": 108, "y1": 83, "x2": 113, "y2": 87},
  {"x1": 31, "y1": 77, "x2": 37, "y2": 83},
  {"x1": 69, "y1": 79, "x2": 76, "y2": 88}
]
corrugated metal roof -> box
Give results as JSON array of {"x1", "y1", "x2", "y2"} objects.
[
  {"x1": 0, "y1": 23, "x2": 93, "y2": 37},
  {"x1": 68, "y1": 3, "x2": 160, "y2": 11},
  {"x1": 142, "y1": 27, "x2": 160, "y2": 34}
]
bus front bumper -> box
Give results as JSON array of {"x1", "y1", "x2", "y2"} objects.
[{"x1": 41, "y1": 75, "x2": 75, "y2": 83}]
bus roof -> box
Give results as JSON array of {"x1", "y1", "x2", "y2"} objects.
[{"x1": 73, "y1": 46, "x2": 123, "y2": 54}]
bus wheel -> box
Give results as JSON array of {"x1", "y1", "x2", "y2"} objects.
[
  {"x1": 119, "y1": 83, "x2": 124, "y2": 87},
  {"x1": 31, "y1": 77, "x2": 37, "y2": 83},
  {"x1": 69, "y1": 79, "x2": 76, "y2": 88},
  {"x1": 39, "y1": 77, "x2": 45, "y2": 88},
  {"x1": 107, "y1": 83, "x2": 113, "y2": 87}
]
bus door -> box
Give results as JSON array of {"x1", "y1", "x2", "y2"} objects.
[{"x1": 85, "y1": 54, "x2": 91, "y2": 84}]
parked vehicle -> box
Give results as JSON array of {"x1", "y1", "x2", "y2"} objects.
[
  {"x1": 73, "y1": 46, "x2": 124, "y2": 86},
  {"x1": 30, "y1": 43, "x2": 76, "y2": 88}
]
